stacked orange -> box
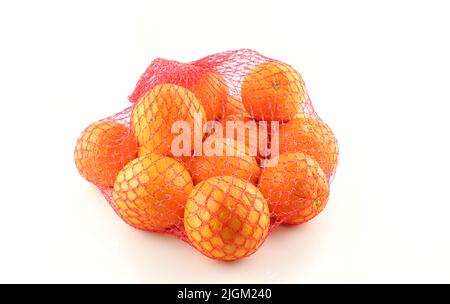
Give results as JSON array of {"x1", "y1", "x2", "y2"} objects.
[{"x1": 74, "y1": 53, "x2": 338, "y2": 262}]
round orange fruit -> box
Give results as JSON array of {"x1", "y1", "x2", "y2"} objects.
[
  {"x1": 74, "y1": 120, "x2": 138, "y2": 188},
  {"x1": 112, "y1": 153, "x2": 194, "y2": 231},
  {"x1": 272, "y1": 116, "x2": 338, "y2": 176},
  {"x1": 131, "y1": 84, "x2": 206, "y2": 156},
  {"x1": 190, "y1": 137, "x2": 261, "y2": 185},
  {"x1": 258, "y1": 152, "x2": 329, "y2": 225},
  {"x1": 184, "y1": 176, "x2": 270, "y2": 261},
  {"x1": 242, "y1": 61, "x2": 306, "y2": 122}
]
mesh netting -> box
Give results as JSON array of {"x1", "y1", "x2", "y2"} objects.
[{"x1": 74, "y1": 49, "x2": 339, "y2": 261}]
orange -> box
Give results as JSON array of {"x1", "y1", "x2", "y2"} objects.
[
  {"x1": 190, "y1": 137, "x2": 261, "y2": 185},
  {"x1": 258, "y1": 152, "x2": 329, "y2": 225},
  {"x1": 74, "y1": 120, "x2": 138, "y2": 188},
  {"x1": 112, "y1": 153, "x2": 194, "y2": 231},
  {"x1": 131, "y1": 84, "x2": 206, "y2": 156},
  {"x1": 221, "y1": 114, "x2": 271, "y2": 161},
  {"x1": 224, "y1": 95, "x2": 248, "y2": 116},
  {"x1": 272, "y1": 116, "x2": 338, "y2": 176},
  {"x1": 242, "y1": 61, "x2": 306, "y2": 122},
  {"x1": 188, "y1": 72, "x2": 229, "y2": 121},
  {"x1": 184, "y1": 176, "x2": 270, "y2": 261}
]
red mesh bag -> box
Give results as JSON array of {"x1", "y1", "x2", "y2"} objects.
[{"x1": 74, "y1": 49, "x2": 339, "y2": 261}]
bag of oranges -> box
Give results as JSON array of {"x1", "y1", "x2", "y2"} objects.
[{"x1": 74, "y1": 49, "x2": 338, "y2": 261}]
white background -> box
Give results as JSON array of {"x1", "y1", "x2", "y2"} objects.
[{"x1": 0, "y1": 0, "x2": 449, "y2": 283}]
